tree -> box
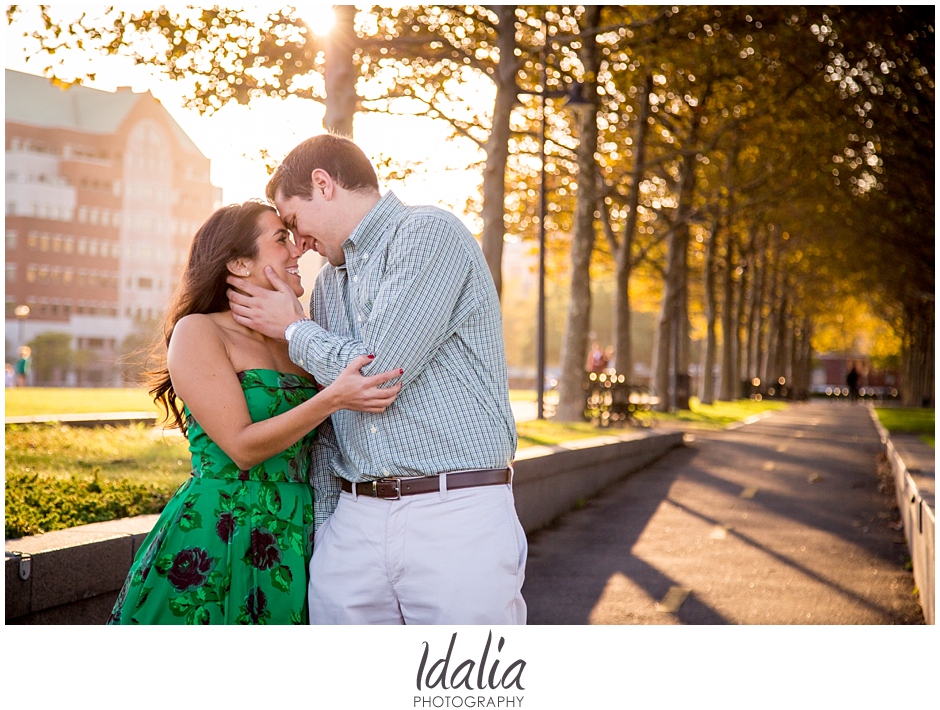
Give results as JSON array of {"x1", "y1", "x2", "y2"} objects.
[
  {"x1": 27, "y1": 332, "x2": 73, "y2": 385},
  {"x1": 7, "y1": 5, "x2": 536, "y2": 297},
  {"x1": 554, "y1": 4, "x2": 602, "y2": 421}
]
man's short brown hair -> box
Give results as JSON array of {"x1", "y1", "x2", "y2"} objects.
[{"x1": 266, "y1": 133, "x2": 379, "y2": 202}]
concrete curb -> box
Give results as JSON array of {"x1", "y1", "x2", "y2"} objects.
[{"x1": 868, "y1": 405, "x2": 935, "y2": 625}]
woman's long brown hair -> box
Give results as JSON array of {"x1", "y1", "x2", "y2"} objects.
[{"x1": 148, "y1": 200, "x2": 276, "y2": 436}]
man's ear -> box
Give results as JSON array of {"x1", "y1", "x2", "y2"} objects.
[
  {"x1": 311, "y1": 168, "x2": 333, "y2": 199},
  {"x1": 227, "y1": 258, "x2": 253, "y2": 277}
]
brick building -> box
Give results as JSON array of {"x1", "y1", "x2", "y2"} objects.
[{"x1": 5, "y1": 69, "x2": 221, "y2": 384}]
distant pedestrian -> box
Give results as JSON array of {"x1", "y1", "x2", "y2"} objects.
[
  {"x1": 5, "y1": 363, "x2": 14, "y2": 388},
  {"x1": 846, "y1": 365, "x2": 859, "y2": 402},
  {"x1": 15, "y1": 346, "x2": 31, "y2": 387},
  {"x1": 587, "y1": 342, "x2": 608, "y2": 374}
]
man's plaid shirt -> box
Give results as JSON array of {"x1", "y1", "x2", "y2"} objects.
[{"x1": 288, "y1": 192, "x2": 517, "y2": 528}]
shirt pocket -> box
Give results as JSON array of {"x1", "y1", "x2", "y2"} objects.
[{"x1": 356, "y1": 297, "x2": 374, "y2": 327}]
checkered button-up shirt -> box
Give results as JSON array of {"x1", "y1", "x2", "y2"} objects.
[{"x1": 290, "y1": 191, "x2": 517, "y2": 528}]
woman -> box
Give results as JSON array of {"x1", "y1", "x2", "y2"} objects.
[{"x1": 108, "y1": 201, "x2": 401, "y2": 624}]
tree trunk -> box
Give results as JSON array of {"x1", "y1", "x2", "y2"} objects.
[
  {"x1": 733, "y1": 243, "x2": 749, "y2": 399},
  {"x1": 652, "y1": 153, "x2": 696, "y2": 412},
  {"x1": 479, "y1": 6, "x2": 519, "y2": 298},
  {"x1": 700, "y1": 219, "x2": 719, "y2": 404},
  {"x1": 769, "y1": 284, "x2": 789, "y2": 388},
  {"x1": 718, "y1": 233, "x2": 736, "y2": 400},
  {"x1": 901, "y1": 297, "x2": 935, "y2": 407},
  {"x1": 759, "y1": 258, "x2": 781, "y2": 386},
  {"x1": 612, "y1": 73, "x2": 653, "y2": 382},
  {"x1": 323, "y1": 5, "x2": 358, "y2": 137},
  {"x1": 554, "y1": 5, "x2": 601, "y2": 421},
  {"x1": 745, "y1": 230, "x2": 765, "y2": 382}
]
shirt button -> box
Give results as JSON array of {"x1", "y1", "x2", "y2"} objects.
[
  {"x1": 357, "y1": 316, "x2": 362, "y2": 323},
  {"x1": 363, "y1": 253, "x2": 369, "y2": 260},
  {"x1": 353, "y1": 276, "x2": 359, "y2": 283},
  {"x1": 371, "y1": 426, "x2": 377, "y2": 434},
  {"x1": 298, "y1": 358, "x2": 304, "y2": 367}
]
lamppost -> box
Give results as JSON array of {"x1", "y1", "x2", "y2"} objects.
[
  {"x1": 535, "y1": 29, "x2": 590, "y2": 419},
  {"x1": 14, "y1": 304, "x2": 30, "y2": 350}
]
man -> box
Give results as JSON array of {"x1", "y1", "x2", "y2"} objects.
[{"x1": 227, "y1": 134, "x2": 526, "y2": 625}]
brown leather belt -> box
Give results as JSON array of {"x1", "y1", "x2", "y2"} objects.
[{"x1": 340, "y1": 468, "x2": 511, "y2": 500}]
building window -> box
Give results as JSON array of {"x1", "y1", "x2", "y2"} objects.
[
  {"x1": 77, "y1": 207, "x2": 88, "y2": 223},
  {"x1": 26, "y1": 265, "x2": 37, "y2": 283},
  {"x1": 89, "y1": 239, "x2": 99, "y2": 257},
  {"x1": 27, "y1": 231, "x2": 39, "y2": 250},
  {"x1": 52, "y1": 235, "x2": 62, "y2": 252},
  {"x1": 39, "y1": 234, "x2": 50, "y2": 252},
  {"x1": 51, "y1": 268, "x2": 61, "y2": 284},
  {"x1": 5, "y1": 230, "x2": 17, "y2": 250},
  {"x1": 89, "y1": 209, "x2": 100, "y2": 226},
  {"x1": 138, "y1": 277, "x2": 153, "y2": 290},
  {"x1": 77, "y1": 238, "x2": 88, "y2": 255},
  {"x1": 5, "y1": 263, "x2": 16, "y2": 282},
  {"x1": 63, "y1": 236, "x2": 74, "y2": 254},
  {"x1": 63, "y1": 268, "x2": 73, "y2": 285},
  {"x1": 38, "y1": 266, "x2": 50, "y2": 284}
]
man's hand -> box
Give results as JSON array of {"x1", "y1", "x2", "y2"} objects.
[{"x1": 227, "y1": 267, "x2": 307, "y2": 339}]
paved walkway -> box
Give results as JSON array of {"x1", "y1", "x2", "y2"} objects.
[{"x1": 522, "y1": 401, "x2": 924, "y2": 624}]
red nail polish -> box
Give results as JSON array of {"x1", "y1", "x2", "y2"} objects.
[
  {"x1": 368, "y1": 354, "x2": 375, "y2": 359},
  {"x1": 399, "y1": 369, "x2": 404, "y2": 375}
]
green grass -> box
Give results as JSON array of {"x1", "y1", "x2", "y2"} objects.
[
  {"x1": 5, "y1": 387, "x2": 158, "y2": 417},
  {"x1": 5, "y1": 423, "x2": 191, "y2": 484},
  {"x1": 636, "y1": 396, "x2": 788, "y2": 429},
  {"x1": 4, "y1": 423, "x2": 191, "y2": 538},
  {"x1": 516, "y1": 419, "x2": 616, "y2": 448},
  {"x1": 874, "y1": 407, "x2": 935, "y2": 448}
]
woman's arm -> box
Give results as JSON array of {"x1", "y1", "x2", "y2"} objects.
[{"x1": 168, "y1": 314, "x2": 400, "y2": 470}]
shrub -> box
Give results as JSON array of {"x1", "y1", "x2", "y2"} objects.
[{"x1": 5, "y1": 469, "x2": 176, "y2": 539}]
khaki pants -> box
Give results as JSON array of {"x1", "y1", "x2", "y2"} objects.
[{"x1": 309, "y1": 482, "x2": 527, "y2": 625}]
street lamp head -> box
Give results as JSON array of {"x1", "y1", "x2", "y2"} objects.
[{"x1": 14, "y1": 305, "x2": 30, "y2": 319}]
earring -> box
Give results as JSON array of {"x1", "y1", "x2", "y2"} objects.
[{"x1": 245, "y1": 270, "x2": 250, "y2": 276}]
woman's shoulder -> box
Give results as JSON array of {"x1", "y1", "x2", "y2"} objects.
[
  {"x1": 173, "y1": 313, "x2": 223, "y2": 339},
  {"x1": 168, "y1": 313, "x2": 229, "y2": 362}
]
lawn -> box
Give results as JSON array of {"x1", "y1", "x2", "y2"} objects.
[
  {"x1": 639, "y1": 396, "x2": 788, "y2": 429},
  {"x1": 5, "y1": 423, "x2": 190, "y2": 538},
  {"x1": 874, "y1": 407, "x2": 935, "y2": 448},
  {"x1": 5, "y1": 387, "x2": 159, "y2": 417}
]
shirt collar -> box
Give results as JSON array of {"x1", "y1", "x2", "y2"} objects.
[{"x1": 344, "y1": 190, "x2": 409, "y2": 258}]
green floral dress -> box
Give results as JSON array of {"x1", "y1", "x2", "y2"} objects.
[{"x1": 108, "y1": 370, "x2": 319, "y2": 625}]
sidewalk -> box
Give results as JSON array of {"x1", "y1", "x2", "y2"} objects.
[{"x1": 522, "y1": 401, "x2": 924, "y2": 624}]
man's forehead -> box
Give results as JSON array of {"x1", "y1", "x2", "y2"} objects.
[{"x1": 274, "y1": 194, "x2": 302, "y2": 222}]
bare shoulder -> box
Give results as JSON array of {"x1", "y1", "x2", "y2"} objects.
[
  {"x1": 172, "y1": 313, "x2": 223, "y2": 342},
  {"x1": 168, "y1": 314, "x2": 228, "y2": 367}
]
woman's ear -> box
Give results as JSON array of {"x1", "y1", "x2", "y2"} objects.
[{"x1": 226, "y1": 258, "x2": 253, "y2": 277}]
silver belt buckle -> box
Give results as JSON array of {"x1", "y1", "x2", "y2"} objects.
[{"x1": 373, "y1": 478, "x2": 402, "y2": 500}]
